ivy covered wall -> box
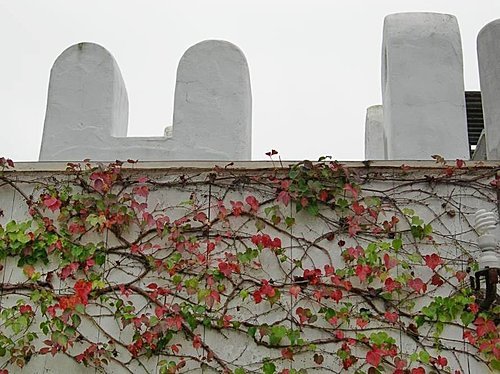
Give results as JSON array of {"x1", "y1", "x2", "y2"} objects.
[{"x1": 0, "y1": 159, "x2": 498, "y2": 373}]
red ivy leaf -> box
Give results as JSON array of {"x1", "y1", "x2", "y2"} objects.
[
  {"x1": 74, "y1": 280, "x2": 93, "y2": 305},
  {"x1": 408, "y1": 278, "x2": 427, "y2": 293},
  {"x1": 245, "y1": 195, "x2": 260, "y2": 213},
  {"x1": 252, "y1": 290, "x2": 263, "y2": 304},
  {"x1": 319, "y1": 190, "x2": 329, "y2": 202},
  {"x1": 289, "y1": 285, "x2": 301, "y2": 299},
  {"x1": 324, "y1": 264, "x2": 335, "y2": 275},
  {"x1": 43, "y1": 196, "x2": 62, "y2": 212},
  {"x1": 165, "y1": 315, "x2": 184, "y2": 331},
  {"x1": 194, "y1": 211, "x2": 208, "y2": 222},
  {"x1": 431, "y1": 273, "x2": 444, "y2": 286},
  {"x1": 277, "y1": 190, "x2": 291, "y2": 206},
  {"x1": 330, "y1": 289, "x2": 343, "y2": 303},
  {"x1": 155, "y1": 306, "x2": 166, "y2": 318},
  {"x1": 394, "y1": 357, "x2": 407, "y2": 370},
  {"x1": 455, "y1": 271, "x2": 467, "y2": 282},
  {"x1": 119, "y1": 284, "x2": 131, "y2": 298},
  {"x1": 352, "y1": 201, "x2": 365, "y2": 215},
  {"x1": 383, "y1": 254, "x2": 398, "y2": 270},
  {"x1": 170, "y1": 344, "x2": 180, "y2": 354},
  {"x1": 313, "y1": 289, "x2": 323, "y2": 302},
  {"x1": 281, "y1": 347, "x2": 294, "y2": 360},
  {"x1": 384, "y1": 277, "x2": 401, "y2": 292},
  {"x1": 193, "y1": 334, "x2": 202, "y2": 349},
  {"x1": 0, "y1": 157, "x2": 14, "y2": 168},
  {"x1": 19, "y1": 304, "x2": 33, "y2": 315},
  {"x1": 444, "y1": 166, "x2": 454, "y2": 177},
  {"x1": 384, "y1": 311, "x2": 399, "y2": 323},
  {"x1": 344, "y1": 183, "x2": 358, "y2": 199},
  {"x1": 469, "y1": 303, "x2": 479, "y2": 314},
  {"x1": 424, "y1": 253, "x2": 443, "y2": 270},
  {"x1": 411, "y1": 367, "x2": 426, "y2": 374},
  {"x1": 474, "y1": 316, "x2": 496, "y2": 337},
  {"x1": 23, "y1": 265, "x2": 35, "y2": 278},
  {"x1": 355, "y1": 264, "x2": 371, "y2": 282},
  {"x1": 436, "y1": 355, "x2": 448, "y2": 367},
  {"x1": 356, "y1": 318, "x2": 368, "y2": 328},
  {"x1": 133, "y1": 185, "x2": 149, "y2": 198},
  {"x1": 230, "y1": 200, "x2": 244, "y2": 216},
  {"x1": 366, "y1": 350, "x2": 381, "y2": 367}
]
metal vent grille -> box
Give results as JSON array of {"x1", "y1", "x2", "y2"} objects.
[{"x1": 465, "y1": 91, "x2": 484, "y2": 157}]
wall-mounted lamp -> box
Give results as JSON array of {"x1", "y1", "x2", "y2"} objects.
[{"x1": 471, "y1": 209, "x2": 500, "y2": 311}]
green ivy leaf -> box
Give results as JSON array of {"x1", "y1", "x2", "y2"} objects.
[
  {"x1": 71, "y1": 314, "x2": 81, "y2": 328},
  {"x1": 75, "y1": 304, "x2": 85, "y2": 314},
  {"x1": 285, "y1": 216, "x2": 295, "y2": 228},
  {"x1": 240, "y1": 290, "x2": 249, "y2": 301},
  {"x1": 419, "y1": 350, "x2": 430, "y2": 364},
  {"x1": 269, "y1": 325, "x2": 287, "y2": 346},
  {"x1": 262, "y1": 361, "x2": 276, "y2": 374},
  {"x1": 460, "y1": 311, "x2": 475, "y2": 326},
  {"x1": 392, "y1": 238, "x2": 402, "y2": 251},
  {"x1": 491, "y1": 359, "x2": 500, "y2": 371}
]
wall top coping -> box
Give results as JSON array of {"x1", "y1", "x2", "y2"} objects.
[{"x1": 3, "y1": 160, "x2": 500, "y2": 174}]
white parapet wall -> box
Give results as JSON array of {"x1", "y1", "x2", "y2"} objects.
[
  {"x1": 478, "y1": 19, "x2": 500, "y2": 160},
  {"x1": 379, "y1": 13, "x2": 470, "y2": 160},
  {"x1": 364, "y1": 105, "x2": 386, "y2": 160},
  {"x1": 39, "y1": 41, "x2": 252, "y2": 162},
  {"x1": 172, "y1": 41, "x2": 252, "y2": 160}
]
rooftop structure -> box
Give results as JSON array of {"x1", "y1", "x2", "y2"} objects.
[{"x1": 365, "y1": 13, "x2": 500, "y2": 161}]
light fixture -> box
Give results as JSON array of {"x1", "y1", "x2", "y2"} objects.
[{"x1": 471, "y1": 209, "x2": 500, "y2": 310}]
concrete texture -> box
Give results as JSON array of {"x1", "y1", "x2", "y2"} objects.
[
  {"x1": 39, "y1": 41, "x2": 252, "y2": 161},
  {"x1": 478, "y1": 20, "x2": 500, "y2": 160},
  {"x1": 173, "y1": 40, "x2": 252, "y2": 160},
  {"x1": 39, "y1": 43, "x2": 129, "y2": 160},
  {"x1": 382, "y1": 13, "x2": 469, "y2": 160},
  {"x1": 364, "y1": 105, "x2": 386, "y2": 159}
]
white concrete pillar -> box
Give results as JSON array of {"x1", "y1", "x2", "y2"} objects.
[
  {"x1": 478, "y1": 20, "x2": 500, "y2": 160},
  {"x1": 39, "y1": 43, "x2": 129, "y2": 160},
  {"x1": 173, "y1": 40, "x2": 252, "y2": 160},
  {"x1": 382, "y1": 13, "x2": 469, "y2": 160},
  {"x1": 364, "y1": 105, "x2": 386, "y2": 160},
  {"x1": 39, "y1": 41, "x2": 252, "y2": 161}
]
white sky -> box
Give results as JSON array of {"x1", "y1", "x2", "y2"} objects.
[{"x1": 1, "y1": 0, "x2": 500, "y2": 161}]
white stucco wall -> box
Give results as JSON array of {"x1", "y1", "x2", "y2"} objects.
[
  {"x1": 364, "y1": 105, "x2": 385, "y2": 160},
  {"x1": 478, "y1": 19, "x2": 500, "y2": 161},
  {"x1": 39, "y1": 41, "x2": 252, "y2": 162},
  {"x1": 0, "y1": 161, "x2": 496, "y2": 373},
  {"x1": 380, "y1": 13, "x2": 469, "y2": 160}
]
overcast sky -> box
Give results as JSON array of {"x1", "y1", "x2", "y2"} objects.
[{"x1": 1, "y1": 0, "x2": 500, "y2": 161}]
